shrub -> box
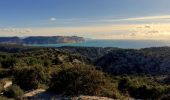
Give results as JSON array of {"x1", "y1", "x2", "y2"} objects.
[
  {"x1": 160, "y1": 94, "x2": 170, "y2": 100},
  {"x1": 4, "y1": 85, "x2": 24, "y2": 98},
  {"x1": 118, "y1": 77, "x2": 164, "y2": 99},
  {"x1": 0, "y1": 69, "x2": 10, "y2": 78},
  {"x1": 0, "y1": 83, "x2": 4, "y2": 93},
  {"x1": 0, "y1": 96, "x2": 9, "y2": 100},
  {"x1": 13, "y1": 66, "x2": 50, "y2": 90},
  {"x1": 43, "y1": 59, "x2": 52, "y2": 67},
  {"x1": 118, "y1": 78, "x2": 132, "y2": 93},
  {"x1": 49, "y1": 64, "x2": 120, "y2": 98},
  {"x1": 1, "y1": 58, "x2": 17, "y2": 68},
  {"x1": 52, "y1": 57, "x2": 63, "y2": 65}
]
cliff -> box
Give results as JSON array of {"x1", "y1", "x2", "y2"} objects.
[{"x1": 0, "y1": 36, "x2": 85, "y2": 44}]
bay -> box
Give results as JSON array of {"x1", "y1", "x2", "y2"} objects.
[{"x1": 29, "y1": 39, "x2": 170, "y2": 49}]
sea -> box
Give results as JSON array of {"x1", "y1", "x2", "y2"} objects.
[{"x1": 29, "y1": 39, "x2": 170, "y2": 49}]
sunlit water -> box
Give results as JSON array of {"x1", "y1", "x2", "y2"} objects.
[{"x1": 28, "y1": 39, "x2": 170, "y2": 49}]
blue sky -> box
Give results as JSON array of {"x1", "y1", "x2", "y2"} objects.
[{"x1": 1, "y1": 0, "x2": 170, "y2": 39}]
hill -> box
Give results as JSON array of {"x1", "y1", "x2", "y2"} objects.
[
  {"x1": 0, "y1": 45, "x2": 170, "y2": 99},
  {"x1": 95, "y1": 47, "x2": 170, "y2": 75},
  {"x1": 0, "y1": 36, "x2": 85, "y2": 44},
  {"x1": 23, "y1": 36, "x2": 85, "y2": 44},
  {"x1": 59, "y1": 46, "x2": 170, "y2": 75}
]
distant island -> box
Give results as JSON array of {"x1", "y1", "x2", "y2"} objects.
[{"x1": 0, "y1": 36, "x2": 85, "y2": 44}]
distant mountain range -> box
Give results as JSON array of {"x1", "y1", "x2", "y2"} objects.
[{"x1": 0, "y1": 36, "x2": 85, "y2": 44}]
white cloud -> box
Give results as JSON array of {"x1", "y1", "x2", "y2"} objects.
[
  {"x1": 1, "y1": 23, "x2": 170, "y2": 40},
  {"x1": 100, "y1": 15, "x2": 170, "y2": 23},
  {"x1": 25, "y1": 28, "x2": 32, "y2": 33},
  {"x1": 50, "y1": 17, "x2": 56, "y2": 21},
  {"x1": 123, "y1": 15, "x2": 170, "y2": 21},
  {"x1": 0, "y1": 27, "x2": 32, "y2": 34}
]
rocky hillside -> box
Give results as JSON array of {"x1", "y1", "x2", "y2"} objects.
[
  {"x1": 1, "y1": 45, "x2": 170, "y2": 76},
  {"x1": 59, "y1": 46, "x2": 170, "y2": 75},
  {"x1": 0, "y1": 36, "x2": 85, "y2": 44},
  {"x1": 23, "y1": 36, "x2": 85, "y2": 44},
  {"x1": 59, "y1": 46, "x2": 118, "y2": 61},
  {"x1": 95, "y1": 47, "x2": 170, "y2": 75},
  {"x1": 0, "y1": 45, "x2": 170, "y2": 99}
]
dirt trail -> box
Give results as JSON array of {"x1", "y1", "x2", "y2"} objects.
[{"x1": 23, "y1": 89, "x2": 114, "y2": 100}]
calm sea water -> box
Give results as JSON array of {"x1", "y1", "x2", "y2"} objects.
[{"x1": 29, "y1": 40, "x2": 170, "y2": 49}]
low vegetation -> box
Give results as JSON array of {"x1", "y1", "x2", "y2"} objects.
[
  {"x1": 0, "y1": 44, "x2": 169, "y2": 99},
  {"x1": 49, "y1": 64, "x2": 120, "y2": 98},
  {"x1": 4, "y1": 85, "x2": 24, "y2": 98}
]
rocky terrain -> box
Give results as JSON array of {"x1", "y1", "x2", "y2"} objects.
[
  {"x1": 0, "y1": 45, "x2": 170, "y2": 99},
  {"x1": 0, "y1": 36, "x2": 85, "y2": 44}
]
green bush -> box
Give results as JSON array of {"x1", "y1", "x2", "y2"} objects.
[
  {"x1": 52, "y1": 57, "x2": 63, "y2": 65},
  {"x1": 43, "y1": 59, "x2": 52, "y2": 67},
  {"x1": 0, "y1": 96, "x2": 9, "y2": 100},
  {"x1": 118, "y1": 77, "x2": 164, "y2": 99},
  {"x1": 130, "y1": 85, "x2": 163, "y2": 99},
  {"x1": 160, "y1": 94, "x2": 170, "y2": 100},
  {"x1": 1, "y1": 57, "x2": 17, "y2": 68},
  {"x1": 49, "y1": 64, "x2": 120, "y2": 98},
  {"x1": 0, "y1": 69, "x2": 10, "y2": 78},
  {"x1": 4, "y1": 85, "x2": 24, "y2": 98},
  {"x1": 13, "y1": 66, "x2": 50, "y2": 90},
  {"x1": 118, "y1": 78, "x2": 132, "y2": 93},
  {"x1": 0, "y1": 83, "x2": 4, "y2": 93}
]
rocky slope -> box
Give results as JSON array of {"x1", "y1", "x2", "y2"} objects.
[
  {"x1": 59, "y1": 46, "x2": 170, "y2": 75},
  {"x1": 95, "y1": 47, "x2": 170, "y2": 75},
  {"x1": 23, "y1": 36, "x2": 85, "y2": 44},
  {"x1": 0, "y1": 36, "x2": 85, "y2": 44}
]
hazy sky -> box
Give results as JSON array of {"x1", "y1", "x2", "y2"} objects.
[{"x1": 1, "y1": 0, "x2": 170, "y2": 39}]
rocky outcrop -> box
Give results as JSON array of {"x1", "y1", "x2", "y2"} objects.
[{"x1": 23, "y1": 89, "x2": 114, "y2": 100}]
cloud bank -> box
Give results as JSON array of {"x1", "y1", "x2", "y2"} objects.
[
  {"x1": 1, "y1": 15, "x2": 170, "y2": 40},
  {"x1": 124, "y1": 15, "x2": 170, "y2": 21},
  {"x1": 1, "y1": 23, "x2": 170, "y2": 40}
]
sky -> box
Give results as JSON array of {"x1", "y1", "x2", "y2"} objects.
[{"x1": 1, "y1": 0, "x2": 170, "y2": 39}]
